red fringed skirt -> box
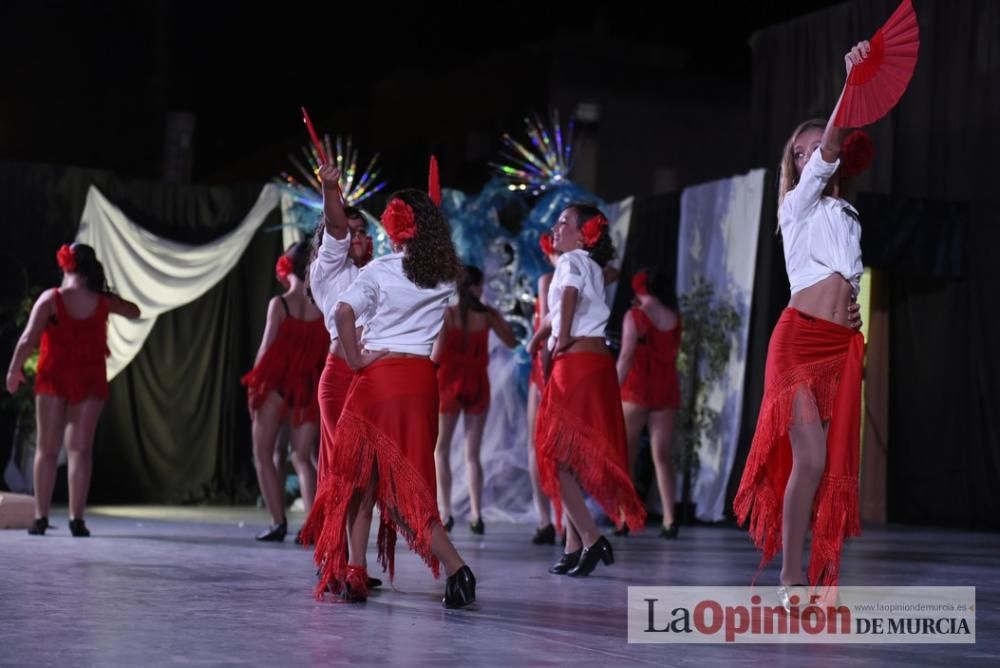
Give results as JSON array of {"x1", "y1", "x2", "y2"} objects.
[
  {"x1": 241, "y1": 316, "x2": 329, "y2": 427},
  {"x1": 733, "y1": 308, "x2": 864, "y2": 587},
  {"x1": 437, "y1": 327, "x2": 490, "y2": 414},
  {"x1": 302, "y1": 357, "x2": 442, "y2": 599},
  {"x1": 534, "y1": 351, "x2": 647, "y2": 533}
]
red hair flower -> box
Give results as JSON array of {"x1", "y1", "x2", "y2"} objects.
[
  {"x1": 539, "y1": 233, "x2": 555, "y2": 256},
  {"x1": 581, "y1": 214, "x2": 608, "y2": 247},
  {"x1": 275, "y1": 255, "x2": 294, "y2": 281},
  {"x1": 56, "y1": 244, "x2": 77, "y2": 273},
  {"x1": 381, "y1": 198, "x2": 417, "y2": 244},
  {"x1": 841, "y1": 130, "x2": 875, "y2": 178},
  {"x1": 631, "y1": 271, "x2": 649, "y2": 296}
]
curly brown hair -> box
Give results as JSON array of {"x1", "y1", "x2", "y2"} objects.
[{"x1": 390, "y1": 189, "x2": 460, "y2": 289}]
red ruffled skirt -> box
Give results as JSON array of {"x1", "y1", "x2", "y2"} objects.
[
  {"x1": 733, "y1": 308, "x2": 864, "y2": 587},
  {"x1": 534, "y1": 351, "x2": 646, "y2": 533},
  {"x1": 302, "y1": 357, "x2": 442, "y2": 599}
]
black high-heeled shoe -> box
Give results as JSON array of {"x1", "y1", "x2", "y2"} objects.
[
  {"x1": 442, "y1": 565, "x2": 476, "y2": 609},
  {"x1": 367, "y1": 577, "x2": 383, "y2": 589},
  {"x1": 255, "y1": 520, "x2": 287, "y2": 542},
  {"x1": 567, "y1": 536, "x2": 614, "y2": 577},
  {"x1": 27, "y1": 517, "x2": 49, "y2": 536},
  {"x1": 469, "y1": 518, "x2": 485, "y2": 535},
  {"x1": 548, "y1": 549, "x2": 582, "y2": 574},
  {"x1": 443, "y1": 515, "x2": 455, "y2": 532},
  {"x1": 68, "y1": 518, "x2": 90, "y2": 537},
  {"x1": 531, "y1": 524, "x2": 556, "y2": 545},
  {"x1": 660, "y1": 524, "x2": 679, "y2": 539}
]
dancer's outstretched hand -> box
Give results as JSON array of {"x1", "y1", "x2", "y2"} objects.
[{"x1": 318, "y1": 165, "x2": 341, "y2": 190}]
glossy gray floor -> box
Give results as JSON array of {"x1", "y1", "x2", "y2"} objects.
[{"x1": 1, "y1": 506, "x2": 997, "y2": 667}]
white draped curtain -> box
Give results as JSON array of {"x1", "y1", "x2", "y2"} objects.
[{"x1": 76, "y1": 184, "x2": 280, "y2": 379}]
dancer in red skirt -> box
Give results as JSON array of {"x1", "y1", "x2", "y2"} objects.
[
  {"x1": 5, "y1": 243, "x2": 140, "y2": 536},
  {"x1": 242, "y1": 241, "x2": 329, "y2": 541},
  {"x1": 525, "y1": 233, "x2": 559, "y2": 544},
  {"x1": 432, "y1": 265, "x2": 517, "y2": 534},
  {"x1": 617, "y1": 267, "x2": 682, "y2": 538},
  {"x1": 306, "y1": 171, "x2": 476, "y2": 608},
  {"x1": 529, "y1": 204, "x2": 647, "y2": 576},
  {"x1": 734, "y1": 42, "x2": 870, "y2": 597},
  {"x1": 306, "y1": 165, "x2": 373, "y2": 474},
  {"x1": 300, "y1": 164, "x2": 375, "y2": 583}
]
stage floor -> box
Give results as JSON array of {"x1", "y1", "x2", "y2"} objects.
[{"x1": 1, "y1": 506, "x2": 997, "y2": 666}]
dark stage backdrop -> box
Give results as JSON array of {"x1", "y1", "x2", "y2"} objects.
[
  {"x1": 739, "y1": 0, "x2": 1000, "y2": 528},
  {"x1": 0, "y1": 160, "x2": 283, "y2": 503}
]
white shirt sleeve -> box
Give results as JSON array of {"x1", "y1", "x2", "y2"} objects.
[
  {"x1": 781, "y1": 149, "x2": 840, "y2": 227},
  {"x1": 558, "y1": 253, "x2": 586, "y2": 291},
  {"x1": 337, "y1": 265, "x2": 379, "y2": 325},
  {"x1": 311, "y1": 232, "x2": 350, "y2": 281}
]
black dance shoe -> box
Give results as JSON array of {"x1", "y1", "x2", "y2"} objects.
[
  {"x1": 443, "y1": 515, "x2": 455, "y2": 532},
  {"x1": 442, "y1": 565, "x2": 476, "y2": 609},
  {"x1": 548, "y1": 549, "x2": 582, "y2": 574},
  {"x1": 531, "y1": 524, "x2": 556, "y2": 545},
  {"x1": 68, "y1": 518, "x2": 90, "y2": 537},
  {"x1": 567, "y1": 536, "x2": 614, "y2": 577},
  {"x1": 255, "y1": 520, "x2": 287, "y2": 542},
  {"x1": 469, "y1": 518, "x2": 485, "y2": 535},
  {"x1": 27, "y1": 517, "x2": 49, "y2": 536},
  {"x1": 660, "y1": 524, "x2": 679, "y2": 539},
  {"x1": 367, "y1": 577, "x2": 383, "y2": 589}
]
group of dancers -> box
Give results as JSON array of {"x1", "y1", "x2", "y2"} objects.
[{"x1": 5, "y1": 41, "x2": 873, "y2": 612}]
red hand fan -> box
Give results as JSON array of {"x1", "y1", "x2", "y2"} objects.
[{"x1": 834, "y1": 0, "x2": 920, "y2": 128}]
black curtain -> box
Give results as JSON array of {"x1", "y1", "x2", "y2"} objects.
[
  {"x1": 739, "y1": 0, "x2": 1000, "y2": 528},
  {"x1": 0, "y1": 160, "x2": 283, "y2": 502},
  {"x1": 608, "y1": 193, "x2": 682, "y2": 340}
]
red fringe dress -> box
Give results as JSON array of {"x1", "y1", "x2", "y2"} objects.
[
  {"x1": 620, "y1": 307, "x2": 682, "y2": 410},
  {"x1": 437, "y1": 326, "x2": 490, "y2": 414},
  {"x1": 533, "y1": 250, "x2": 646, "y2": 533},
  {"x1": 241, "y1": 299, "x2": 329, "y2": 426},
  {"x1": 34, "y1": 289, "x2": 110, "y2": 403}
]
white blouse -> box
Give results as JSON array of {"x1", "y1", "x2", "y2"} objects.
[
  {"x1": 337, "y1": 253, "x2": 454, "y2": 356},
  {"x1": 547, "y1": 249, "x2": 609, "y2": 350},
  {"x1": 309, "y1": 231, "x2": 360, "y2": 340},
  {"x1": 779, "y1": 148, "x2": 863, "y2": 296}
]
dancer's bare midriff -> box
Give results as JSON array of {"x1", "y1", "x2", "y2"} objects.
[
  {"x1": 788, "y1": 273, "x2": 856, "y2": 327},
  {"x1": 560, "y1": 336, "x2": 611, "y2": 356}
]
